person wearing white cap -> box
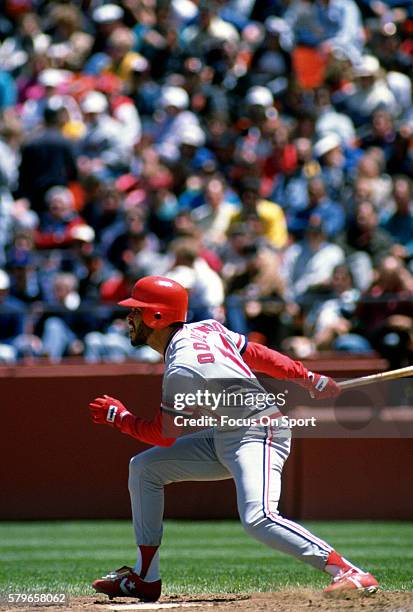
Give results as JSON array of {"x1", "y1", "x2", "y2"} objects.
[
  {"x1": 244, "y1": 86, "x2": 278, "y2": 135},
  {"x1": 342, "y1": 55, "x2": 398, "y2": 126},
  {"x1": 91, "y1": 3, "x2": 124, "y2": 55},
  {"x1": 171, "y1": 0, "x2": 198, "y2": 29},
  {"x1": 179, "y1": 125, "x2": 206, "y2": 148},
  {"x1": 160, "y1": 86, "x2": 189, "y2": 110},
  {"x1": 314, "y1": 88, "x2": 355, "y2": 147},
  {"x1": 155, "y1": 86, "x2": 201, "y2": 163},
  {"x1": 313, "y1": 133, "x2": 342, "y2": 159},
  {"x1": 92, "y1": 4, "x2": 124, "y2": 25},
  {"x1": 312, "y1": 134, "x2": 347, "y2": 203},
  {"x1": 81, "y1": 91, "x2": 108, "y2": 115},
  {"x1": 245, "y1": 86, "x2": 274, "y2": 109},
  {"x1": 79, "y1": 91, "x2": 132, "y2": 172}
]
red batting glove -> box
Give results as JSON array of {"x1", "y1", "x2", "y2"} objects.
[
  {"x1": 306, "y1": 372, "x2": 341, "y2": 399},
  {"x1": 89, "y1": 395, "x2": 131, "y2": 428}
]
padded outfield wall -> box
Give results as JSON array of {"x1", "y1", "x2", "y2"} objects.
[{"x1": 1, "y1": 358, "x2": 412, "y2": 521}]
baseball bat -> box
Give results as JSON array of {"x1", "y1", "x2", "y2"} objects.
[{"x1": 337, "y1": 365, "x2": 413, "y2": 390}]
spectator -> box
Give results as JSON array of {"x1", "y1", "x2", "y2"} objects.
[
  {"x1": 313, "y1": 133, "x2": 348, "y2": 202},
  {"x1": 223, "y1": 226, "x2": 286, "y2": 345},
  {"x1": 167, "y1": 237, "x2": 225, "y2": 322},
  {"x1": 18, "y1": 102, "x2": 78, "y2": 213},
  {"x1": 283, "y1": 216, "x2": 345, "y2": 304},
  {"x1": 356, "y1": 255, "x2": 413, "y2": 366},
  {"x1": 181, "y1": 1, "x2": 239, "y2": 57},
  {"x1": 89, "y1": 4, "x2": 124, "y2": 57},
  {"x1": 231, "y1": 176, "x2": 288, "y2": 249},
  {"x1": 103, "y1": 27, "x2": 143, "y2": 81},
  {"x1": 314, "y1": 88, "x2": 356, "y2": 146},
  {"x1": 107, "y1": 207, "x2": 168, "y2": 275},
  {"x1": 19, "y1": 68, "x2": 77, "y2": 132},
  {"x1": 7, "y1": 249, "x2": 42, "y2": 304},
  {"x1": 77, "y1": 250, "x2": 111, "y2": 303},
  {"x1": 98, "y1": 74, "x2": 142, "y2": 150},
  {"x1": 382, "y1": 175, "x2": 413, "y2": 260},
  {"x1": 360, "y1": 109, "x2": 396, "y2": 161},
  {"x1": 135, "y1": 0, "x2": 182, "y2": 79},
  {"x1": 285, "y1": 0, "x2": 365, "y2": 62},
  {"x1": 355, "y1": 150, "x2": 393, "y2": 212},
  {"x1": 336, "y1": 200, "x2": 394, "y2": 288},
  {"x1": 82, "y1": 182, "x2": 124, "y2": 244},
  {"x1": 0, "y1": 117, "x2": 23, "y2": 196},
  {"x1": 309, "y1": 264, "x2": 371, "y2": 353},
  {"x1": 127, "y1": 56, "x2": 159, "y2": 117},
  {"x1": 342, "y1": 55, "x2": 398, "y2": 126},
  {"x1": 154, "y1": 85, "x2": 201, "y2": 163},
  {"x1": 0, "y1": 69, "x2": 17, "y2": 112},
  {"x1": 84, "y1": 317, "x2": 160, "y2": 363},
  {"x1": 249, "y1": 17, "x2": 292, "y2": 88},
  {"x1": 288, "y1": 175, "x2": 345, "y2": 239},
  {"x1": 78, "y1": 90, "x2": 132, "y2": 175},
  {"x1": 34, "y1": 272, "x2": 92, "y2": 363},
  {"x1": 262, "y1": 122, "x2": 297, "y2": 185},
  {"x1": 272, "y1": 137, "x2": 320, "y2": 213},
  {"x1": 170, "y1": 125, "x2": 216, "y2": 191},
  {"x1": 34, "y1": 186, "x2": 85, "y2": 250},
  {"x1": 191, "y1": 175, "x2": 238, "y2": 247}
]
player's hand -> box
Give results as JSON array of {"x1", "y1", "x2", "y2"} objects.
[
  {"x1": 89, "y1": 395, "x2": 131, "y2": 428},
  {"x1": 307, "y1": 372, "x2": 341, "y2": 400}
]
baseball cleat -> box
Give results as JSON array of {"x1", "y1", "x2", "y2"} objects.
[
  {"x1": 92, "y1": 565, "x2": 161, "y2": 601},
  {"x1": 324, "y1": 569, "x2": 379, "y2": 595}
]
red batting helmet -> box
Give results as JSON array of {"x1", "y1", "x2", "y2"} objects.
[{"x1": 118, "y1": 276, "x2": 188, "y2": 329}]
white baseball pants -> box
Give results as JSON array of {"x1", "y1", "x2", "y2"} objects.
[{"x1": 128, "y1": 426, "x2": 331, "y2": 571}]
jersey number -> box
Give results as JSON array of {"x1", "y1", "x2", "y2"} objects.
[{"x1": 217, "y1": 334, "x2": 251, "y2": 376}]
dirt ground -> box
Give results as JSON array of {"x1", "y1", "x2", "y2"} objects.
[{"x1": 2, "y1": 590, "x2": 413, "y2": 612}]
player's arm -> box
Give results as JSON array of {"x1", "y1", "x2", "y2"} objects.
[
  {"x1": 242, "y1": 342, "x2": 340, "y2": 399},
  {"x1": 88, "y1": 395, "x2": 177, "y2": 447}
]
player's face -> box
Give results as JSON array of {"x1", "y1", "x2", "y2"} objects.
[{"x1": 127, "y1": 308, "x2": 151, "y2": 346}]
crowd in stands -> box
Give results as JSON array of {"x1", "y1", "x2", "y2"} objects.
[{"x1": 0, "y1": 0, "x2": 413, "y2": 366}]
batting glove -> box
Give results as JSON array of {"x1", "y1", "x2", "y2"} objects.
[
  {"x1": 89, "y1": 395, "x2": 131, "y2": 428},
  {"x1": 306, "y1": 372, "x2": 341, "y2": 399}
]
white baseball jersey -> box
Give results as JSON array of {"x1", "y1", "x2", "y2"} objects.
[
  {"x1": 161, "y1": 319, "x2": 272, "y2": 422},
  {"x1": 128, "y1": 319, "x2": 335, "y2": 573}
]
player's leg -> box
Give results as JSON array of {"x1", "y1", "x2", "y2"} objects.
[
  {"x1": 93, "y1": 430, "x2": 230, "y2": 600},
  {"x1": 215, "y1": 427, "x2": 378, "y2": 593},
  {"x1": 128, "y1": 430, "x2": 229, "y2": 553}
]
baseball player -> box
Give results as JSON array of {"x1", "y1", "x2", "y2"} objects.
[{"x1": 89, "y1": 276, "x2": 378, "y2": 601}]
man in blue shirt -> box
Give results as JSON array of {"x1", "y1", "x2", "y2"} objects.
[{"x1": 288, "y1": 176, "x2": 345, "y2": 239}]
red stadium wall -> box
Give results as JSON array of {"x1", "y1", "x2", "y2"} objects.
[{"x1": 1, "y1": 359, "x2": 412, "y2": 521}]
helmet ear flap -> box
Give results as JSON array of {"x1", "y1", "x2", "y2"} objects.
[{"x1": 143, "y1": 310, "x2": 163, "y2": 329}]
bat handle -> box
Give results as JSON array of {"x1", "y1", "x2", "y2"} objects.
[{"x1": 337, "y1": 378, "x2": 372, "y2": 390}]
